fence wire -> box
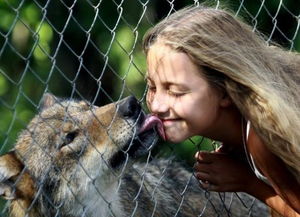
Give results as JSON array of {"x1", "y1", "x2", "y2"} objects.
[{"x1": 0, "y1": 0, "x2": 299, "y2": 216}]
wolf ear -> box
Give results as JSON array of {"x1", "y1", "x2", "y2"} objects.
[
  {"x1": 0, "y1": 151, "x2": 23, "y2": 200},
  {"x1": 40, "y1": 93, "x2": 57, "y2": 110}
]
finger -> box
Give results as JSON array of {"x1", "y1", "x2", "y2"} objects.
[
  {"x1": 195, "y1": 151, "x2": 214, "y2": 163},
  {"x1": 193, "y1": 162, "x2": 211, "y2": 173},
  {"x1": 201, "y1": 181, "x2": 218, "y2": 192},
  {"x1": 215, "y1": 144, "x2": 225, "y2": 153},
  {"x1": 194, "y1": 171, "x2": 210, "y2": 181}
]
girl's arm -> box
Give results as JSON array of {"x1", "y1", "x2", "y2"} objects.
[
  {"x1": 247, "y1": 127, "x2": 300, "y2": 215},
  {"x1": 246, "y1": 177, "x2": 299, "y2": 217},
  {"x1": 194, "y1": 150, "x2": 300, "y2": 217}
]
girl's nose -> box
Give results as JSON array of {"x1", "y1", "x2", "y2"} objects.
[{"x1": 148, "y1": 92, "x2": 169, "y2": 115}]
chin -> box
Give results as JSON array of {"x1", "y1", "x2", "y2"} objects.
[
  {"x1": 166, "y1": 134, "x2": 188, "y2": 144},
  {"x1": 165, "y1": 129, "x2": 194, "y2": 143}
]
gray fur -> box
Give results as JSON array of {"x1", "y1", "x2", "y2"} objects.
[{"x1": 0, "y1": 95, "x2": 269, "y2": 217}]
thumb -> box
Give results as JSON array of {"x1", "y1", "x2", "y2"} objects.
[
  {"x1": 215, "y1": 144, "x2": 231, "y2": 153},
  {"x1": 195, "y1": 151, "x2": 214, "y2": 163}
]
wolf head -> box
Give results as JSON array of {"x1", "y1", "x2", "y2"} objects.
[{"x1": 0, "y1": 94, "x2": 163, "y2": 216}]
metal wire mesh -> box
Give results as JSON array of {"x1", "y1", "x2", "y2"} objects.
[{"x1": 0, "y1": 0, "x2": 299, "y2": 216}]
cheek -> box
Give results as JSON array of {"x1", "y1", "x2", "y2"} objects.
[
  {"x1": 188, "y1": 102, "x2": 219, "y2": 134},
  {"x1": 146, "y1": 95, "x2": 151, "y2": 111},
  {"x1": 146, "y1": 91, "x2": 155, "y2": 110},
  {"x1": 173, "y1": 97, "x2": 197, "y2": 117},
  {"x1": 176, "y1": 95, "x2": 218, "y2": 127}
]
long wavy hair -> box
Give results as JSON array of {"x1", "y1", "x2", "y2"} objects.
[{"x1": 143, "y1": 6, "x2": 300, "y2": 182}]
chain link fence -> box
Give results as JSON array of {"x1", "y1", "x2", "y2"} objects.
[{"x1": 0, "y1": 0, "x2": 299, "y2": 216}]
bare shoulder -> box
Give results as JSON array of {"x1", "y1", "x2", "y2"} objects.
[
  {"x1": 247, "y1": 127, "x2": 279, "y2": 168},
  {"x1": 247, "y1": 126, "x2": 300, "y2": 213},
  {"x1": 247, "y1": 126, "x2": 295, "y2": 185}
]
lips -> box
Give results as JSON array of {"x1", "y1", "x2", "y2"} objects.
[{"x1": 139, "y1": 115, "x2": 166, "y2": 141}]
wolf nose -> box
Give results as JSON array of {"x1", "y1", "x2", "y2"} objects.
[{"x1": 118, "y1": 96, "x2": 141, "y2": 120}]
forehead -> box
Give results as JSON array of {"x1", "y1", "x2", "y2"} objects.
[{"x1": 146, "y1": 43, "x2": 204, "y2": 85}]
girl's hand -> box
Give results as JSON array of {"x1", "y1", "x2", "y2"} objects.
[{"x1": 194, "y1": 151, "x2": 257, "y2": 192}]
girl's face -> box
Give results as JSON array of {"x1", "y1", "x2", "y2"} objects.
[{"x1": 146, "y1": 43, "x2": 229, "y2": 143}]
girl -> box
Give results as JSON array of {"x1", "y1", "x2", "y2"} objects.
[{"x1": 142, "y1": 6, "x2": 300, "y2": 217}]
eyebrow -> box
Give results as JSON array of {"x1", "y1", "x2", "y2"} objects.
[
  {"x1": 145, "y1": 76, "x2": 190, "y2": 89},
  {"x1": 145, "y1": 75, "x2": 155, "y2": 82}
]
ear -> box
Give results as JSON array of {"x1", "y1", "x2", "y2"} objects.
[
  {"x1": 0, "y1": 151, "x2": 23, "y2": 200},
  {"x1": 219, "y1": 93, "x2": 232, "y2": 107},
  {"x1": 40, "y1": 93, "x2": 57, "y2": 110}
]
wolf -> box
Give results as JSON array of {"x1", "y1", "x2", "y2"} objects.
[{"x1": 0, "y1": 94, "x2": 268, "y2": 217}]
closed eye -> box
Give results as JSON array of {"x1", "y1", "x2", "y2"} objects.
[
  {"x1": 148, "y1": 85, "x2": 156, "y2": 92},
  {"x1": 167, "y1": 90, "x2": 186, "y2": 97}
]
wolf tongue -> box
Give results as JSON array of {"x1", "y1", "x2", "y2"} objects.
[{"x1": 140, "y1": 115, "x2": 166, "y2": 141}]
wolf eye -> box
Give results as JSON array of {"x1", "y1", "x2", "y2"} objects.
[{"x1": 63, "y1": 131, "x2": 78, "y2": 146}]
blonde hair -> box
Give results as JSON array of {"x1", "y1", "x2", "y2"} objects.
[{"x1": 143, "y1": 6, "x2": 300, "y2": 182}]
